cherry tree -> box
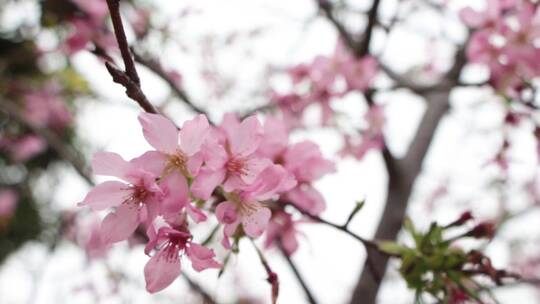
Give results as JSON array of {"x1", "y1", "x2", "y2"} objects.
[{"x1": 1, "y1": 0, "x2": 540, "y2": 303}]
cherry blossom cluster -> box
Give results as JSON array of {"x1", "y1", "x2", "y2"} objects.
[
  {"x1": 340, "y1": 104, "x2": 386, "y2": 160},
  {"x1": 79, "y1": 112, "x2": 335, "y2": 293},
  {"x1": 57, "y1": 0, "x2": 149, "y2": 55},
  {"x1": 0, "y1": 81, "x2": 73, "y2": 162},
  {"x1": 461, "y1": 0, "x2": 540, "y2": 96},
  {"x1": 271, "y1": 41, "x2": 378, "y2": 126}
]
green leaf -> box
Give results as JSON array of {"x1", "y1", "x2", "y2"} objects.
[{"x1": 378, "y1": 241, "x2": 405, "y2": 255}]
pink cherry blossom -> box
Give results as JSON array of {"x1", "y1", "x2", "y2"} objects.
[
  {"x1": 216, "y1": 164, "x2": 296, "y2": 247},
  {"x1": 75, "y1": 215, "x2": 111, "y2": 259},
  {"x1": 459, "y1": 0, "x2": 506, "y2": 29},
  {"x1": 144, "y1": 225, "x2": 220, "y2": 293},
  {"x1": 6, "y1": 135, "x2": 47, "y2": 162},
  {"x1": 341, "y1": 56, "x2": 378, "y2": 92},
  {"x1": 23, "y1": 82, "x2": 73, "y2": 131},
  {"x1": 264, "y1": 211, "x2": 304, "y2": 256},
  {"x1": 62, "y1": 17, "x2": 116, "y2": 55},
  {"x1": 256, "y1": 116, "x2": 289, "y2": 160},
  {"x1": 79, "y1": 152, "x2": 170, "y2": 243},
  {"x1": 72, "y1": 0, "x2": 109, "y2": 22},
  {"x1": 138, "y1": 113, "x2": 210, "y2": 178},
  {"x1": 191, "y1": 114, "x2": 270, "y2": 199},
  {"x1": 282, "y1": 141, "x2": 335, "y2": 215}
]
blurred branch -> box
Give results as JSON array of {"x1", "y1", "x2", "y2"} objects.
[
  {"x1": 356, "y1": 0, "x2": 381, "y2": 56},
  {"x1": 251, "y1": 239, "x2": 279, "y2": 304},
  {"x1": 317, "y1": 1, "x2": 357, "y2": 51},
  {"x1": 132, "y1": 50, "x2": 208, "y2": 116},
  {"x1": 350, "y1": 39, "x2": 468, "y2": 304},
  {"x1": 278, "y1": 244, "x2": 318, "y2": 304},
  {"x1": 182, "y1": 274, "x2": 217, "y2": 304},
  {"x1": 0, "y1": 101, "x2": 93, "y2": 185}
]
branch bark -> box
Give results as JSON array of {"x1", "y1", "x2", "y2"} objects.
[
  {"x1": 104, "y1": 0, "x2": 158, "y2": 114},
  {"x1": 349, "y1": 46, "x2": 467, "y2": 303}
]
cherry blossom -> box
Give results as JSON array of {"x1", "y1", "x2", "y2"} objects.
[{"x1": 144, "y1": 223, "x2": 220, "y2": 293}]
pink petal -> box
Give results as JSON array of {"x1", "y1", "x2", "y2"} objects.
[
  {"x1": 187, "y1": 204, "x2": 207, "y2": 223},
  {"x1": 100, "y1": 204, "x2": 140, "y2": 243},
  {"x1": 160, "y1": 171, "x2": 189, "y2": 215},
  {"x1": 287, "y1": 186, "x2": 326, "y2": 216},
  {"x1": 241, "y1": 165, "x2": 296, "y2": 201},
  {"x1": 215, "y1": 201, "x2": 238, "y2": 225},
  {"x1": 240, "y1": 157, "x2": 271, "y2": 184},
  {"x1": 79, "y1": 181, "x2": 130, "y2": 211},
  {"x1": 459, "y1": 7, "x2": 486, "y2": 28},
  {"x1": 201, "y1": 140, "x2": 228, "y2": 170},
  {"x1": 130, "y1": 151, "x2": 167, "y2": 176},
  {"x1": 257, "y1": 116, "x2": 289, "y2": 159},
  {"x1": 186, "y1": 243, "x2": 221, "y2": 272},
  {"x1": 179, "y1": 114, "x2": 210, "y2": 156},
  {"x1": 281, "y1": 230, "x2": 299, "y2": 256},
  {"x1": 138, "y1": 113, "x2": 179, "y2": 154},
  {"x1": 229, "y1": 116, "x2": 263, "y2": 157},
  {"x1": 145, "y1": 199, "x2": 161, "y2": 226},
  {"x1": 222, "y1": 175, "x2": 248, "y2": 192},
  {"x1": 187, "y1": 153, "x2": 204, "y2": 176},
  {"x1": 144, "y1": 248, "x2": 182, "y2": 293},
  {"x1": 242, "y1": 205, "x2": 271, "y2": 238},
  {"x1": 191, "y1": 168, "x2": 226, "y2": 200},
  {"x1": 92, "y1": 151, "x2": 132, "y2": 178}
]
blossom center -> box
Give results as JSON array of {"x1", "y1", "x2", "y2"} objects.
[
  {"x1": 226, "y1": 157, "x2": 248, "y2": 175},
  {"x1": 167, "y1": 150, "x2": 190, "y2": 176}
]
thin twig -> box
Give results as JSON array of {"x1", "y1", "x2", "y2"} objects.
[
  {"x1": 105, "y1": 62, "x2": 157, "y2": 113},
  {"x1": 317, "y1": 1, "x2": 357, "y2": 51},
  {"x1": 357, "y1": 0, "x2": 382, "y2": 56},
  {"x1": 104, "y1": 0, "x2": 158, "y2": 114},
  {"x1": 250, "y1": 239, "x2": 279, "y2": 304},
  {"x1": 106, "y1": 0, "x2": 140, "y2": 85},
  {"x1": 182, "y1": 274, "x2": 217, "y2": 304},
  {"x1": 132, "y1": 50, "x2": 208, "y2": 116},
  {"x1": 278, "y1": 244, "x2": 318, "y2": 304}
]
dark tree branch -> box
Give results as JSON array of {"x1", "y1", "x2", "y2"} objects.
[
  {"x1": 349, "y1": 43, "x2": 467, "y2": 304},
  {"x1": 278, "y1": 245, "x2": 318, "y2": 304},
  {"x1": 104, "y1": 0, "x2": 158, "y2": 114},
  {"x1": 317, "y1": 1, "x2": 357, "y2": 51},
  {"x1": 251, "y1": 240, "x2": 279, "y2": 304},
  {"x1": 182, "y1": 274, "x2": 217, "y2": 304},
  {"x1": 105, "y1": 62, "x2": 158, "y2": 114},
  {"x1": 357, "y1": 0, "x2": 382, "y2": 57},
  {"x1": 106, "y1": 0, "x2": 140, "y2": 85}
]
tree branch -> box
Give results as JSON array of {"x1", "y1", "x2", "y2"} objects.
[
  {"x1": 317, "y1": 1, "x2": 357, "y2": 52},
  {"x1": 132, "y1": 51, "x2": 208, "y2": 116},
  {"x1": 104, "y1": 0, "x2": 158, "y2": 114},
  {"x1": 106, "y1": 0, "x2": 140, "y2": 85},
  {"x1": 349, "y1": 42, "x2": 467, "y2": 304},
  {"x1": 356, "y1": 0, "x2": 382, "y2": 56},
  {"x1": 279, "y1": 244, "x2": 318, "y2": 304}
]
